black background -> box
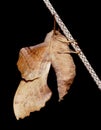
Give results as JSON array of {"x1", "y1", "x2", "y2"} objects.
[{"x1": 2, "y1": 0, "x2": 101, "y2": 129}]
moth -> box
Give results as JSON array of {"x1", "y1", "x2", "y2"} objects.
[{"x1": 14, "y1": 29, "x2": 78, "y2": 120}]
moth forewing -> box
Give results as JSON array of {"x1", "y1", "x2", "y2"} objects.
[
  {"x1": 14, "y1": 36, "x2": 52, "y2": 119},
  {"x1": 51, "y1": 31, "x2": 76, "y2": 100}
]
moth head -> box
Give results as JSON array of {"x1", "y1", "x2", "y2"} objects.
[
  {"x1": 44, "y1": 30, "x2": 74, "y2": 45},
  {"x1": 44, "y1": 30, "x2": 54, "y2": 43},
  {"x1": 53, "y1": 30, "x2": 71, "y2": 45}
]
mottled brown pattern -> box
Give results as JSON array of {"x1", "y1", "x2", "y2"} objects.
[{"x1": 14, "y1": 30, "x2": 76, "y2": 120}]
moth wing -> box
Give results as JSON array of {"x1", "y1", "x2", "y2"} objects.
[
  {"x1": 51, "y1": 33, "x2": 76, "y2": 101},
  {"x1": 17, "y1": 42, "x2": 50, "y2": 80},
  {"x1": 13, "y1": 38, "x2": 52, "y2": 119},
  {"x1": 13, "y1": 77, "x2": 52, "y2": 120},
  {"x1": 14, "y1": 41, "x2": 52, "y2": 119}
]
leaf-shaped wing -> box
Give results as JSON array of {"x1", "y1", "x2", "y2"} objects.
[
  {"x1": 17, "y1": 43, "x2": 50, "y2": 80},
  {"x1": 13, "y1": 77, "x2": 52, "y2": 120},
  {"x1": 51, "y1": 31, "x2": 76, "y2": 101},
  {"x1": 14, "y1": 33, "x2": 54, "y2": 119}
]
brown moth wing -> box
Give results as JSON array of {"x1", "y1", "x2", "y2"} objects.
[
  {"x1": 13, "y1": 75, "x2": 52, "y2": 120},
  {"x1": 51, "y1": 31, "x2": 76, "y2": 101},
  {"x1": 17, "y1": 43, "x2": 50, "y2": 80},
  {"x1": 14, "y1": 31, "x2": 54, "y2": 120},
  {"x1": 14, "y1": 47, "x2": 52, "y2": 119}
]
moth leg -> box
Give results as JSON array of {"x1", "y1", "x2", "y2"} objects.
[
  {"x1": 57, "y1": 50, "x2": 80, "y2": 54},
  {"x1": 63, "y1": 40, "x2": 78, "y2": 45},
  {"x1": 54, "y1": 37, "x2": 75, "y2": 45},
  {"x1": 67, "y1": 50, "x2": 80, "y2": 54},
  {"x1": 66, "y1": 40, "x2": 76, "y2": 44}
]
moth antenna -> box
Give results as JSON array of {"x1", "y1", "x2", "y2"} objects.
[
  {"x1": 53, "y1": 15, "x2": 56, "y2": 35},
  {"x1": 58, "y1": 27, "x2": 60, "y2": 32}
]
